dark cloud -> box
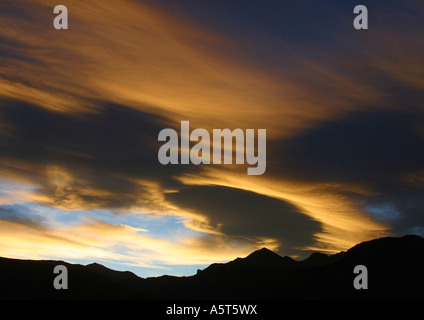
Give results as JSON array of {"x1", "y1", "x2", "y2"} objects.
[
  {"x1": 0, "y1": 204, "x2": 46, "y2": 229},
  {"x1": 0, "y1": 34, "x2": 41, "y2": 65},
  {"x1": 269, "y1": 109, "x2": 424, "y2": 186},
  {"x1": 268, "y1": 108, "x2": 424, "y2": 237},
  {"x1": 0, "y1": 98, "x2": 199, "y2": 209},
  {"x1": 356, "y1": 186, "x2": 424, "y2": 237},
  {"x1": 166, "y1": 185, "x2": 321, "y2": 257}
]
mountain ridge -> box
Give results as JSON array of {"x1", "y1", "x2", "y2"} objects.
[{"x1": 1, "y1": 234, "x2": 423, "y2": 299}]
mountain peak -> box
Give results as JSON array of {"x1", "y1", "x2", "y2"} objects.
[
  {"x1": 299, "y1": 252, "x2": 330, "y2": 268},
  {"x1": 86, "y1": 262, "x2": 109, "y2": 271},
  {"x1": 241, "y1": 247, "x2": 294, "y2": 266},
  {"x1": 250, "y1": 247, "x2": 277, "y2": 256},
  {"x1": 246, "y1": 247, "x2": 279, "y2": 258}
]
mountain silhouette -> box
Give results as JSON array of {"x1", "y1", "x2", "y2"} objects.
[{"x1": 1, "y1": 234, "x2": 424, "y2": 300}]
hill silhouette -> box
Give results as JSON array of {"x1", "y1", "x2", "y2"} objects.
[{"x1": 1, "y1": 235, "x2": 424, "y2": 300}]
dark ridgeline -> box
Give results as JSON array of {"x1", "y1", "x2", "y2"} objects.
[{"x1": 1, "y1": 235, "x2": 423, "y2": 300}]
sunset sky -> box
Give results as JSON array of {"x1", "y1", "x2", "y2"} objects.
[{"x1": 1, "y1": 0, "x2": 424, "y2": 277}]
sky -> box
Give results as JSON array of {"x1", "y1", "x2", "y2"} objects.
[{"x1": 0, "y1": 0, "x2": 424, "y2": 277}]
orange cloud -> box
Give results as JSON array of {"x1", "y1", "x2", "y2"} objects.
[
  {"x1": 176, "y1": 167, "x2": 389, "y2": 254},
  {"x1": 0, "y1": 0, "x2": 385, "y2": 139}
]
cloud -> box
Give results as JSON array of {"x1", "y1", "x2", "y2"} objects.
[
  {"x1": 0, "y1": 97, "x2": 197, "y2": 211},
  {"x1": 165, "y1": 185, "x2": 321, "y2": 257},
  {"x1": 0, "y1": 204, "x2": 46, "y2": 229},
  {"x1": 358, "y1": 187, "x2": 424, "y2": 238},
  {"x1": 3, "y1": 0, "x2": 407, "y2": 140},
  {"x1": 264, "y1": 108, "x2": 424, "y2": 243},
  {"x1": 268, "y1": 109, "x2": 424, "y2": 186},
  {"x1": 175, "y1": 166, "x2": 389, "y2": 255}
]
